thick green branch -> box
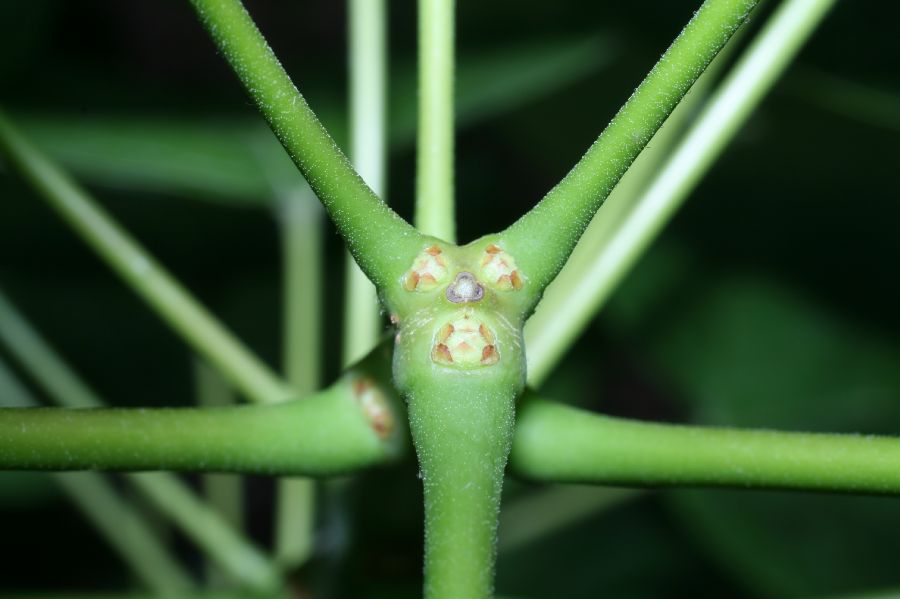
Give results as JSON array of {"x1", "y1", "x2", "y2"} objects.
[
  {"x1": 511, "y1": 396, "x2": 900, "y2": 494},
  {"x1": 0, "y1": 113, "x2": 292, "y2": 406},
  {"x1": 501, "y1": 0, "x2": 758, "y2": 294},
  {"x1": 0, "y1": 372, "x2": 401, "y2": 476},
  {"x1": 415, "y1": 0, "x2": 456, "y2": 242},
  {"x1": 189, "y1": 0, "x2": 425, "y2": 287}
]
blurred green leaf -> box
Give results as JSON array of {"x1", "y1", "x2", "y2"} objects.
[
  {"x1": 786, "y1": 67, "x2": 900, "y2": 134},
  {"x1": 10, "y1": 35, "x2": 616, "y2": 208},
  {"x1": 668, "y1": 490, "x2": 900, "y2": 598},
  {"x1": 392, "y1": 34, "x2": 618, "y2": 145},
  {"x1": 17, "y1": 117, "x2": 278, "y2": 206}
]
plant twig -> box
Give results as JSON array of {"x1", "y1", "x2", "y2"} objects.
[
  {"x1": 511, "y1": 395, "x2": 900, "y2": 494},
  {"x1": 524, "y1": 0, "x2": 837, "y2": 384},
  {"x1": 0, "y1": 113, "x2": 293, "y2": 406},
  {"x1": 500, "y1": 0, "x2": 758, "y2": 295},
  {"x1": 188, "y1": 0, "x2": 426, "y2": 288},
  {"x1": 415, "y1": 0, "x2": 456, "y2": 242}
]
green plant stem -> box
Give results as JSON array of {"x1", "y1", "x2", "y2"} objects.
[
  {"x1": 275, "y1": 189, "x2": 323, "y2": 569},
  {"x1": 343, "y1": 0, "x2": 388, "y2": 367},
  {"x1": 196, "y1": 362, "x2": 246, "y2": 587},
  {"x1": 500, "y1": 0, "x2": 758, "y2": 294},
  {"x1": 0, "y1": 113, "x2": 292, "y2": 406},
  {"x1": 524, "y1": 0, "x2": 836, "y2": 384},
  {"x1": 0, "y1": 292, "x2": 280, "y2": 591},
  {"x1": 403, "y1": 380, "x2": 517, "y2": 599},
  {"x1": 0, "y1": 381, "x2": 398, "y2": 475},
  {"x1": 415, "y1": 0, "x2": 456, "y2": 242},
  {"x1": 511, "y1": 395, "x2": 900, "y2": 494},
  {"x1": 0, "y1": 361, "x2": 196, "y2": 596},
  {"x1": 188, "y1": 0, "x2": 425, "y2": 288}
]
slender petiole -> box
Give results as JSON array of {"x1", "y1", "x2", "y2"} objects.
[
  {"x1": 275, "y1": 186, "x2": 323, "y2": 569},
  {"x1": 343, "y1": 0, "x2": 389, "y2": 367},
  {"x1": 415, "y1": 0, "x2": 456, "y2": 242}
]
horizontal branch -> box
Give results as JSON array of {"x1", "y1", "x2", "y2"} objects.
[
  {"x1": 500, "y1": 0, "x2": 758, "y2": 294},
  {"x1": 189, "y1": 0, "x2": 426, "y2": 288},
  {"x1": 0, "y1": 370, "x2": 404, "y2": 476},
  {"x1": 511, "y1": 396, "x2": 900, "y2": 494}
]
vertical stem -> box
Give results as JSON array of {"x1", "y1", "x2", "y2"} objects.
[
  {"x1": 196, "y1": 361, "x2": 245, "y2": 586},
  {"x1": 415, "y1": 0, "x2": 456, "y2": 242},
  {"x1": 405, "y1": 381, "x2": 517, "y2": 599},
  {"x1": 343, "y1": 0, "x2": 389, "y2": 366},
  {"x1": 275, "y1": 190, "x2": 323, "y2": 569}
]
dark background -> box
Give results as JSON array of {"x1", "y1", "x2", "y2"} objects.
[{"x1": 1, "y1": 1, "x2": 899, "y2": 597}]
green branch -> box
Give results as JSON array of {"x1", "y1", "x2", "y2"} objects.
[
  {"x1": 0, "y1": 377, "x2": 401, "y2": 476},
  {"x1": 0, "y1": 113, "x2": 292, "y2": 406},
  {"x1": 511, "y1": 395, "x2": 900, "y2": 494},
  {"x1": 500, "y1": 0, "x2": 758, "y2": 294},
  {"x1": 415, "y1": 0, "x2": 456, "y2": 242},
  {"x1": 188, "y1": 0, "x2": 425, "y2": 288},
  {"x1": 524, "y1": 0, "x2": 837, "y2": 385}
]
